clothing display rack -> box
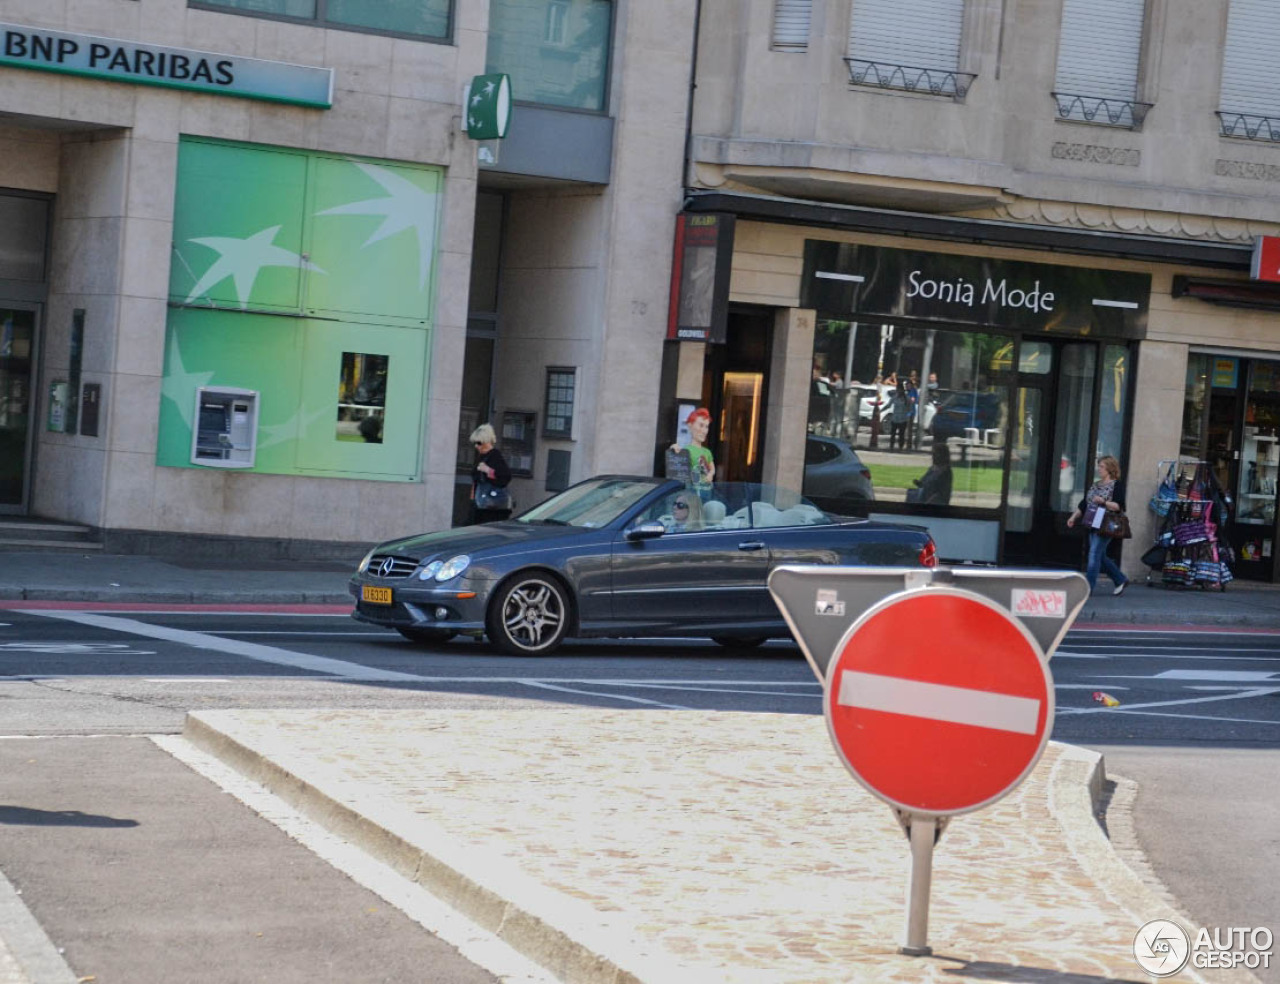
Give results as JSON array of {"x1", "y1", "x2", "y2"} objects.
[{"x1": 1144, "y1": 458, "x2": 1233, "y2": 590}]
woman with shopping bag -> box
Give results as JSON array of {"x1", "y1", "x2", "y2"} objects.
[{"x1": 1066, "y1": 455, "x2": 1131, "y2": 596}]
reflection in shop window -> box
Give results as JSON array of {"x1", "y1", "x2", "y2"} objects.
[
  {"x1": 803, "y1": 320, "x2": 1010, "y2": 516},
  {"x1": 337, "y1": 352, "x2": 388, "y2": 444}
]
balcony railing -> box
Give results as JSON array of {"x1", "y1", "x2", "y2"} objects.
[
  {"x1": 843, "y1": 58, "x2": 975, "y2": 101},
  {"x1": 1052, "y1": 92, "x2": 1152, "y2": 130},
  {"x1": 1217, "y1": 111, "x2": 1280, "y2": 143}
]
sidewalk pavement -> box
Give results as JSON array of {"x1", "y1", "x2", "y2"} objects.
[
  {"x1": 3, "y1": 548, "x2": 1280, "y2": 626},
  {"x1": 180, "y1": 708, "x2": 1260, "y2": 984}
]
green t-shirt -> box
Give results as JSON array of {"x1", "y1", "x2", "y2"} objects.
[{"x1": 687, "y1": 444, "x2": 714, "y2": 490}]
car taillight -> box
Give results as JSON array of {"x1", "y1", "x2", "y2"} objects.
[
  {"x1": 860, "y1": 468, "x2": 872, "y2": 481},
  {"x1": 919, "y1": 538, "x2": 938, "y2": 567}
]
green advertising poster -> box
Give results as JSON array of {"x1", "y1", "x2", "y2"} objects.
[{"x1": 160, "y1": 139, "x2": 442, "y2": 480}]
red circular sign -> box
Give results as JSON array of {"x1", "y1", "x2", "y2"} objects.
[{"x1": 824, "y1": 587, "x2": 1053, "y2": 816}]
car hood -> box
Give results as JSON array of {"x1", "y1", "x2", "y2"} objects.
[{"x1": 374, "y1": 521, "x2": 590, "y2": 561}]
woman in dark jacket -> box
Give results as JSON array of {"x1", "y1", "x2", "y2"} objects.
[
  {"x1": 1066, "y1": 454, "x2": 1129, "y2": 595},
  {"x1": 469, "y1": 423, "x2": 512, "y2": 523}
]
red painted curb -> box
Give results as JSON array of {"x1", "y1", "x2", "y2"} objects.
[{"x1": 0, "y1": 600, "x2": 353, "y2": 614}]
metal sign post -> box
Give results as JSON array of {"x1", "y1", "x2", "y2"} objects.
[{"x1": 770, "y1": 565, "x2": 1088, "y2": 957}]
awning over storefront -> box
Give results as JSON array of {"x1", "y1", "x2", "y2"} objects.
[{"x1": 683, "y1": 191, "x2": 1254, "y2": 272}]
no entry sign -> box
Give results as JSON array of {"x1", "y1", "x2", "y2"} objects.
[{"x1": 824, "y1": 587, "x2": 1053, "y2": 816}]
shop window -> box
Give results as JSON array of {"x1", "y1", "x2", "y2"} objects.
[
  {"x1": 192, "y1": 0, "x2": 451, "y2": 42},
  {"x1": 804, "y1": 320, "x2": 1010, "y2": 516},
  {"x1": 0, "y1": 195, "x2": 49, "y2": 282},
  {"x1": 337, "y1": 352, "x2": 388, "y2": 444},
  {"x1": 1181, "y1": 353, "x2": 1210, "y2": 458},
  {"x1": 486, "y1": 0, "x2": 612, "y2": 111}
]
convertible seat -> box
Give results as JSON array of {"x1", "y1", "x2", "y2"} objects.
[{"x1": 702, "y1": 500, "x2": 727, "y2": 527}]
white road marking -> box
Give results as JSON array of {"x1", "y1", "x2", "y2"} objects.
[
  {"x1": 1076, "y1": 709, "x2": 1280, "y2": 726},
  {"x1": 518, "y1": 680, "x2": 690, "y2": 710},
  {"x1": 155, "y1": 736, "x2": 558, "y2": 984},
  {"x1": 1157, "y1": 670, "x2": 1279, "y2": 681},
  {"x1": 837, "y1": 671, "x2": 1041, "y2": 735},
  {"x1": 1055, "y1": 652, "x2": 1280, "y2": 662},
  {"x1": 28, "y1": 612, "x2": 427, "y2": 682},
  {"x1": 1055, "y1": 684, "x2": 1130, "y2": 690},
  {"x1": 1058, "y1": 687, "x2": 1280, "y2": 715},
  {"x1": 1056, "y1": 643, "x2": 1280, "y2": 653},
  {"x1": 143, "y1": 678, "x2": 233, "y2": 683}
]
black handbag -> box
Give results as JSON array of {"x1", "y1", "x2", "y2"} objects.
[
  {"x1": 475, "y1": 479, "x2": 511, "y2": 511},
  {"x1": 1099, "y1": 508, "x2": 1132, "y2": 539}
]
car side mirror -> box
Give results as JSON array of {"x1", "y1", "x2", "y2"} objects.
[{"x1": 625, "y1": 522, "x2": 667, "y2": 541}]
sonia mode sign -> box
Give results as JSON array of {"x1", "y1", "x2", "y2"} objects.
[
  {"x1": 803, "y1": 241, "x2": 1151, "y2": 338},
  {"x1": 1, "y1": 22, "x2": 333, "y2": 108}
]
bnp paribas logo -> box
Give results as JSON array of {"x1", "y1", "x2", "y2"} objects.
[{"x1": 181, "y1": 160, "x2": 438, "y2": 306}]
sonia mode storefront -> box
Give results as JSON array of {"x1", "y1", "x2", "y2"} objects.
[
  {"x1": 798, "y1": 240, "x2": 1148, "y2": 568},
  {"x1": 656, "y1": 195, "x2": 1274, "y2": 572}
]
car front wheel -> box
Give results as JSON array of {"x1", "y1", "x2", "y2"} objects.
[{"x1": 487, "y1": 574, "x2": 570, "y2": 656}]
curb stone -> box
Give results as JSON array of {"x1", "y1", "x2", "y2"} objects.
[{"x1": 181, "y1": 714, "x2": 660, "y2": 984}]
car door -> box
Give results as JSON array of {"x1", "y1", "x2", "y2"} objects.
[{"x1": 610, "y1": 489, "x2": 772, "y2": 631}]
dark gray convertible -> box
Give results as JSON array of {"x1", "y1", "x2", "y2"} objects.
[{"x1": 350, "y1": 477, "x2": 936, "y2": 655}]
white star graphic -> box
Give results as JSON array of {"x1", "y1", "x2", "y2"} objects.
[
  {"x1": 160, "y1": 330, "x2": 215, "y2": 432},
  {"x1": 256, "y1": 403, "x2": 335, "y2": 450},
  {"x1": 471, "y1": 93, "x2": 482, "y2": 106},
  {"x1": 184, "y1": 226, "x2": 324, "y2": 309},
  {"x1": 317, "y1": 162, "x2": 438, "y2": 290},
  {"x1": 482, "y1": 80, "x2": 496, "y2": 96}
]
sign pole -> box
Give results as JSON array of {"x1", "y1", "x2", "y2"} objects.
[{"x1": 901, "y1": 813, "x2": 936, "y2": 956}]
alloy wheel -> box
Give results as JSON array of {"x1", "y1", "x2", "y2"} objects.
[{"x1": 489, "y1": 575, "x2": 569, "y2": 655}]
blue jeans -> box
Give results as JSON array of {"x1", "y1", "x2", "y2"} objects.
[{"x1": 1086, "y1": 532, "x2": 1127, "y2": 592}]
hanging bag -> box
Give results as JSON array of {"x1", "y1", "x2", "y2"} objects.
[{"x1": 1149, "y1": 460, "x2": 1179, "y2": 517}]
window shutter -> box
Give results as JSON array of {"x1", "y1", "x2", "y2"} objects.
[
  {"x1": 1220, "y1": 0, "x2": 1280, "y2": 118},
  {"x1": 1054, "y1": 0, "x2": 1144, "y2": 102},
  {"x1": 847, "y1": 0, "x2": 963, "y2": 72},
  {"x1": 772, "y1": 0, "x2": 811, "y2": 51}
]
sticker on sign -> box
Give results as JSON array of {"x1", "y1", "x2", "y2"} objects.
[
  {"x1": 1011, "y1": 588, "x2": 1066, "y2": 618},
  {"x1": 816, "y1": 589, "x2": 846, "y2": 616}
]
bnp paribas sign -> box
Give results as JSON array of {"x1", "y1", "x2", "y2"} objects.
[{"x1": 1, "y1": 22, "x2": 333, "y2": 108}]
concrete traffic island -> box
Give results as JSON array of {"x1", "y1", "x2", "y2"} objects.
[{"x1": 181, "y1": 709, "x2": 1257, "y2": 984}]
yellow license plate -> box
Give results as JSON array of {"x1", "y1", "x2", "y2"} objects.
[{"x1": 362, "y1": 586, "x2": 393, "y2": 605}]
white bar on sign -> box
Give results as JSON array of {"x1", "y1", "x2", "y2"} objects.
[
  {"x1": 838, "y1": 670, "x2": 1041, "y2": 735},
  {"x1": 815, "y1": 271, "x2": 865, "y2": 283},
  {"x1": 1091, "y1": 299, "x2": 1139, "y2": 309}
]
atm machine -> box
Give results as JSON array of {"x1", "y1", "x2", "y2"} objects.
[{"x1": 190, "y1": 387, "x2": 259, "y2": 468}]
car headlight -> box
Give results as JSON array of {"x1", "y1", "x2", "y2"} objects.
[
  {"x1": 417, "y1": 560, "x2": 443, "y2": 581},
  {"x1": 357, "y1": 548, "x2": 376, "y2": 574},
  {"x1": 435, "y1": 555, "x2": 471, "y2": 581}
]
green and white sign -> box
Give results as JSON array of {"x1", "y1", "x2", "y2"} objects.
[
  {"x1": 160, "y1": 139, "x2": 442, "y2": 481},
  {"x1": 466, "y1": 73, "x2": 512, "y2": 140},
  {"x1": 1, "y1": 22, "x2": 333, "y2": 107}
]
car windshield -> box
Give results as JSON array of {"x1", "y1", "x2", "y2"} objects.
[
  {"x1": 635, "y1": 482, "x2": 835, "y2": 531},
  {"x1": 517, "y1": 478, "x2": 662, "y2": 528}
]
